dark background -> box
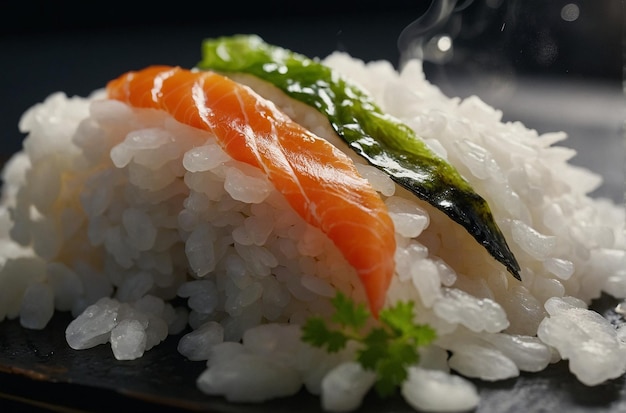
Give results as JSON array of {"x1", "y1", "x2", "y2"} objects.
[{"x1": 0, "y1": 0, "x2": 621, "y2": 78}]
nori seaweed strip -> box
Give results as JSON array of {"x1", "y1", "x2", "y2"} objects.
[{"x1": 197, "y1": 34, "x2": 521, "y2": 279}]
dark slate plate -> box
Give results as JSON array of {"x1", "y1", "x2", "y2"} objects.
[{"x1": 0, "y1": 294, "x2": 625, "y2": 413}]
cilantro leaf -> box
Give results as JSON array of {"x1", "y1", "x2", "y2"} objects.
[
  {"x1": 357, "y1": 327, "x2": 390, "y2": 370},
  {"x1": 380, "y1": 300, "x2": 437, "y2": 346},
  {"x1": 379, "y1": 300, "x2": 415, "y2": 334},
  {"x1": 374, "y1": 356, "x2": 407, "y2": 397},
  {"x1": 330, "y1": 292, "x2": 369, "y2": 329},
  {"x1": 300, "y1": 293, "x2": 437, "y2": 399},
  {"x1": 301, "y1": 317, "x2": 348, "y2": 353}
]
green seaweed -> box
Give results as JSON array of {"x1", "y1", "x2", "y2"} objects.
[{"x1": 197, "y1": 34, "x2": 520, "y2": 279}]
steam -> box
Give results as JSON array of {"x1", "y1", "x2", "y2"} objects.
[{"x1": 397, "y1": 0, "x2": 474, "y2": 68}]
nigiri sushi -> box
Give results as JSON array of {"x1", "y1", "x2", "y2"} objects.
[
  {"x1": 0, "y1": 35, "x2": 624, "y2": 413},
  {"x1": 106, "y1": 65, "x2": 396, "y2": 316}
]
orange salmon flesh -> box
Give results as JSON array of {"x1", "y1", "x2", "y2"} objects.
[{"x1": 106, "y1": 66, "x2": 396, "y2": 316}]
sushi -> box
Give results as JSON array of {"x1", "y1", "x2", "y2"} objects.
[
  {"x1": 106, "y1": 65, "x2": 396, "y2": 317},
  {"x1": 0, "y1": 35, "x2": 624, "y2": 412}
]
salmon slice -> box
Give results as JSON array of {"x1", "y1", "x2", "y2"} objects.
[{"x1": 106, "y1": 66, "x2": 396, "y2": 316}]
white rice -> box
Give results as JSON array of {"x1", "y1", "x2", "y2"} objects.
[{"x1": 0, "y1": 53, "x2": 624, "y2": 412}]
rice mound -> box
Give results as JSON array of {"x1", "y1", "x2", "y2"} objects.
[{"x1": 0, "y1": 53, "x2": 624, "y2": 412}]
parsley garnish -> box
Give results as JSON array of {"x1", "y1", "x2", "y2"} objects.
[{"x1": 301, "y1": 292, "x2": 436, "y2": 398}]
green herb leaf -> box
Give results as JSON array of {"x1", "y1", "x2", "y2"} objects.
[
  {"x1": 374, "y1": 355, "x2": 408, "y2": 398},
  {"x1": 301, "y1": 317, "x2": 348, "y2": 353},
  {"x1": 379, "y1": 300, "x2": 415, "y2": 335},
  {"x1": 379, "y1": 301, "x2": 437, "y2": 346},
  {"x1": 300, "y1": 293, "x2": 437, "y2": 399},
  {"x1": 197, "y1": 34, "x2": 521, "y2": 280},
  {"x1": 330, "y1": 292, "x2": 369, "y2": 329},
  {"x1": 357, "y1": 327, "x2": 390, "y2": 370}
]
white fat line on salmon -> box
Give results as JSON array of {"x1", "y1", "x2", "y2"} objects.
[
  {"x1": 153, "y1": 69, "x2": 177, "y2": 103},
  {"x1": 192, "y1": 78, "x2": 212, "y2": 127},
  {"x1": 248, "y1": 87, "x2": 322, "y2": 224}
]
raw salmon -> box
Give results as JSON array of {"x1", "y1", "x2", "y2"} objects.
[{"x1": 106, "y1": 66, "x2": 396, "y2": 316}]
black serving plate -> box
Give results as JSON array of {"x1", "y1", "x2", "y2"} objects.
[
  {"x1": 0, "y1": 294, "x2": 624, "y2": 413},
  {"x1": 1, "y1": 1, "x2": 624, "y2": 412}
]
